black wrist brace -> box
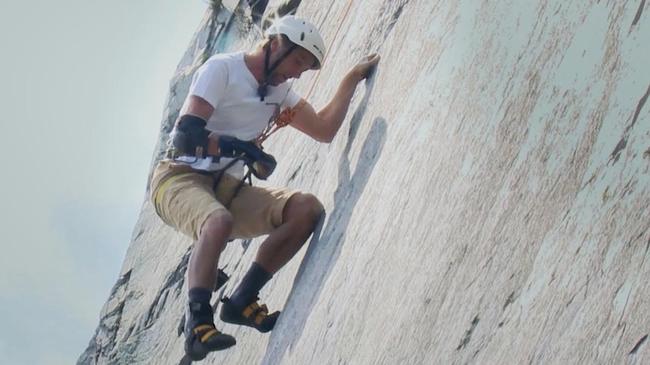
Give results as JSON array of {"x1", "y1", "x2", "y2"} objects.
[{"x1": 172, "y1": 115, "x2": 210, "y2": 157}]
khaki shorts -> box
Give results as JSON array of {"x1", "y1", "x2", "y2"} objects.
[{"x1": 150, "y1": 160, "x2": 299, "y2": 241}]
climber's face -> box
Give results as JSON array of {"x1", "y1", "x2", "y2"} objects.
[{"x1": 267, "y1": 38, "x2": 317, "y2": 86}]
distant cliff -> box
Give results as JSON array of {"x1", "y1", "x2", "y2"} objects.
[{"x1": 80, "y1": 0, "x2": 650, "y2": 364}]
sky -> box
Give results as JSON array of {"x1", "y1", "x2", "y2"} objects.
[{"x1": 0, "y1": 1, "x2": 208, "y2": 363}]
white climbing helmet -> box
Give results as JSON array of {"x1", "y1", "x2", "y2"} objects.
[{"x1": 265, "y1": 15, "x2": 326, "y2": 69}]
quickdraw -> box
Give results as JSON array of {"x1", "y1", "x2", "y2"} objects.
[{"x1": 256, "y1": 99, "x2": 304, "y2": 144}]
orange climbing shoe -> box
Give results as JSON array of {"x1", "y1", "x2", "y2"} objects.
[
  {"x1": 219, "y1": 297, "x2": 280, "y2": 333},
  {"x1": 184, "y1": 302, "x2": 236, "y2": 360}
]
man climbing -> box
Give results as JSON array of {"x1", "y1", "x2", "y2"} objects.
[{"x1": 149, "y1": 15, "x2": 379, "y2": 361}]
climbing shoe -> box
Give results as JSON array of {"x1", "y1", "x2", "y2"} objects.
[
  {"x1": 184, "y1": 301, "x2": 236, "y2": 360},
  {"x1": 219, "y1": 297, "x2": 280, "y2": 333}
]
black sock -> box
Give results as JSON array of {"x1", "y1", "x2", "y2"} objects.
[
  {"x1": 188, "y1": 287, "x2": 212, "y2": 304},
  {"x1": 230, "y1": 262, "x2": 272, "y2": 308},
  {"x1": 187, "y1": 287, "x2": 213, "y2": 327}
]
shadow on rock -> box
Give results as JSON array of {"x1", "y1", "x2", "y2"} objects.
[{"x1": 262, "y1": 108, "x2": 387, "y2": 364}]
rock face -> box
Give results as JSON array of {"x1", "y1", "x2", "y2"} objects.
[{"x1": 79, "y1": 1, "x2": 650, "y2": 364}]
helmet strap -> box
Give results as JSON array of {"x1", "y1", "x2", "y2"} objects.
[{"x1": 258, "y1": 39, "x2": 297, "y2": 101}]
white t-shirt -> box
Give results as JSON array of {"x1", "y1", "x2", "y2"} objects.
[{"x1": 173, "y1": 51, "x2": 302, "y2": 175}]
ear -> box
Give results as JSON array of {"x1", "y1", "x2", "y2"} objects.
[{"x1": 269, "y1": 36, "x2": 281, "y2": 52}]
